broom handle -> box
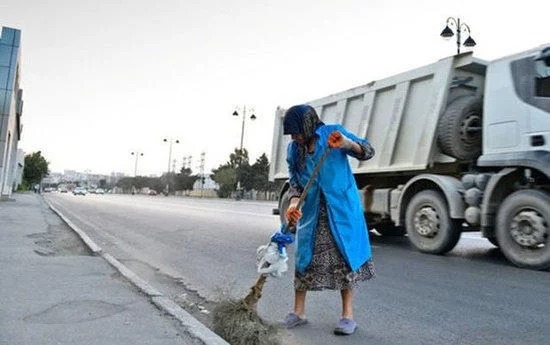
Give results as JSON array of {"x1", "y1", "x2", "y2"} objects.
[
  {"x1": 248, "y1": 148, "x2": 331, "y2": 304},
  {"x1": 283, "y1": 146, "x2": 331, "y2": 233}
]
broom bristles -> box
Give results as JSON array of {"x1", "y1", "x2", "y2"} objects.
[{"x1": 211, "y1": 274, "x2": 281, "y2": 345}]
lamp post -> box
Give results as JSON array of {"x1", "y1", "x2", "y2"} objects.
[
  {"x1": 232, "y1": 106, "x2": 257, "y2": 152},
  {"x1": 232, "y1": 106, "x2": 257, "y2": 198},
  {"x1": 199, "y1": 152, "x2": 205, "y2": 197},
  {"x1": 163, "y1": 138, "x2": 180, "y2": 173},
  {"x1": 131, "y1": 151, "x2": 144, "y2": 177},
  {"x1": 440, "y1": 17, "x2": 476, "y2": 54},
  {"x1": 163, "y1": 138, "x2": 179, "y2": 194}
]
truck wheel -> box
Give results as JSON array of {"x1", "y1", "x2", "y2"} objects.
[
  {"x1": 496, "y1": 190, "x2": 550, "y2": 270},
  {"x1": 277, "y1": 187, "x2": 290, "y2": 226},
  {"x1": 437, "y1": 95, "x2": 482, "y2": 160},
  {"x1": 405, "y1": 190, "x2": 462, "y2": 254}
]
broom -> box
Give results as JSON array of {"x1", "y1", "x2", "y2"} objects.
[{"x1": 212, "y1": 146, "x2": 330, "y2": 345}]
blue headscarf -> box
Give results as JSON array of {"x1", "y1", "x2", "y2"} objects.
[
  {"x1": 283, "y1": 104, "x2": 323, "y2": 138},
  {"x1": 283, "y1": 104, "x2": 324, "y2": 169}
]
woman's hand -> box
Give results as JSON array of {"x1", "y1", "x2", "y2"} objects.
[
  {"x1": 328, "y1": 131, "x2": 343, "y2": 148},
  {"x1": 328, "y1": 131, "x2": 354, "y2": 149},
  {"x1": 285, "y1": 205, "x2": 302, "y2": 225}
]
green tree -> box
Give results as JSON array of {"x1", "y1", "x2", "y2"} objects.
[
  {"x1": 211, "y1": 148, "x2": 249, "y2": 198},
  {"x1": 175, "y1": 167, "x2": 199, "y2": 191},
  {"x1": 116, "y1": 177, "x2": 134, "y2": 192},
  {"x1": 230, "y1": 148, "x2": 249, "y2": 168},
  {"x1": 23, "y1": 151, "x2": 49, "y2": 186},
  {"x1": 116, "y1": 176, "x2": 165, "y2": 193},
  {"x1": 251, "y1": 153, "x2": 270, "y2": 191},
  {"x1": 211, "y1": 150, "x2": 280, "y2": 197},
  {"x1": 233, "y1": 148, "x2": 250, "y2": 194},
  {"x1": 98, "y1": 179, "x2": 107, "y2": 189},
  {"x1": 211, "y1": 165, "x2": 237, "y2": 198}
]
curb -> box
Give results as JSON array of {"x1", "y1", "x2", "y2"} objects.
[
  {"x1": 45, "y1": 199, "x2": 229, "y2": 345},
  {"x1": 49, "y1": 203, "x2": 102, "y2": 254}
]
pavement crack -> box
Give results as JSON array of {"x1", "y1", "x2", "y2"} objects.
[{"x1": 24, "y1": 300, "x2": 127, "y2": 324}]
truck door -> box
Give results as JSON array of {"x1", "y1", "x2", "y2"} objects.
[{"x1": 510, "y1": 47, "x2": 550, "y2": 150}]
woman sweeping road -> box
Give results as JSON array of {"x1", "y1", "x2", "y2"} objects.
[{"x1": 282, "y1": 104, "x2": 376, "y2": 336}]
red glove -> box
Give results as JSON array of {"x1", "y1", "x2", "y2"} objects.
[
  {"x1": 328, "y1": 131, "x2": 343, "y2": 148},
  {"x1": 328, "y1": 130, "x2": 354, "y2": 149},
  {"x1": 285, "y1": 206, "x2": 302, "y2": 225}
]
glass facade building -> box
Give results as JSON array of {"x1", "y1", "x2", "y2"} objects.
[{"x1": 0, "y1": 26, "x2": 24, "y2": 199}]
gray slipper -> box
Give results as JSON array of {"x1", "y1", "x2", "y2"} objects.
[
  {"x1": 334, "y1": 318, "x2": 356, "y2": 335},
  {"x1": 282, "y1": 312, "x2": 308, "y2": 329}
]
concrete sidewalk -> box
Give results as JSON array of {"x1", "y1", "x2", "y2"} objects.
[{"x1": 0, "y1": 193, "x2": 227, "y2": 345}]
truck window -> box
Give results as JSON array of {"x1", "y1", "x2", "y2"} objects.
[
  {"x1": 511, "y1": 52, "x2": 550, "y2": 111},
  {"x1": 536, "y1": 77, "x2": 550, "y2": 97},
  {"x1": 535, "y1": 47, "x2": 550, "y2": 98}
]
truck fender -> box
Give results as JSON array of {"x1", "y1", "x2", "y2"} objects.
[
  {"x1": 395, "y1": 174, "x2": 465, "y2": 226},
  {"x1": 479, "y1": 167, "x2": 520, "y2": 237}
]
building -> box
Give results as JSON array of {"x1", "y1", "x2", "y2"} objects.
[
  {"x1": 0, "y1": 27, "x2": 23, "y2": 199},
  {"x1": 184, "y1": 174, "x2": 218, "y2": 198}
]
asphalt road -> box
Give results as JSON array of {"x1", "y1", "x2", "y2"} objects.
[{"x1": 44, "y1": 192, "x2": 550, "y2": 345}]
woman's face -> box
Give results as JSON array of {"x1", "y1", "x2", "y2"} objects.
[{"x1": 291, "y1": 133, "x2": 306, "y2": 145}]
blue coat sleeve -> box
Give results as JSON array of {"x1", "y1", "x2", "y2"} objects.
[{"x1": 334, "y1": 124, "x2": 375, "y2": 161}]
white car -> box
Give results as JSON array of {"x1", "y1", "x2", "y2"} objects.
[{"x1": 72, "y1": 187, "x2": 87, "y2": 195}]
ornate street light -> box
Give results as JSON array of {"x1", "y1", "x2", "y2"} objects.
[
  {"x1": 440, "y1": 17, "x2": 476, "y2": 54},
  {"x1": 232, "y1": 106, "x2": 257, "y2": 152},
  {"x1": 131, "y1": 151, "x2": 144, "y2": 177},
  {"x1": 163, "y1": 138, "x2": 180, "y2": 174},
  {"x1": 232, "y1": 106, "x2": 257, "y2": 199},
  {"x1": 163, "y1": 138, "x2": 179, "y2": 195}
]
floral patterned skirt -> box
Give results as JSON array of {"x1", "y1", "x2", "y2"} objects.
[{"x1": 294, "y1": 199, "x2": 375, "y2": 291}]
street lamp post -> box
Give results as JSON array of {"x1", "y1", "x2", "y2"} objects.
[
  {"x1": 199, "y1": 152, "x2": 205, "y2": 198},
  {"x1": 233, "y1": 106, "x2": 257, "y2": 152},
  {"x1": 232, "y1": 106, "x2": 257, "y2": 198},
  {"x1": 440, "y1": 17, "x2": 476, "y2": 54},
  {"x1": 163, "y1": 138, "x2": 180, "y2": 173},
  {"x1": 131, "y1": 151, "x2": 144, "y2": 177},
  {"x1": 163, "y1": 138, "x2": 179, "y2": 194}
]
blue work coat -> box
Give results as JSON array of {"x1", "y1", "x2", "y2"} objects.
[{"x1": 287, "y1": 124, "x2": 372, "y2": 273}]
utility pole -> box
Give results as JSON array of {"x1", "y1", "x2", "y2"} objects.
[{"x1": 199, "y1": 152, "x2": 205, "y2": 197}]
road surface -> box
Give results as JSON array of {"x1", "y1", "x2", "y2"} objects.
[{"x1": 44, "y1": 193, "x2": 550, "y2": 345}]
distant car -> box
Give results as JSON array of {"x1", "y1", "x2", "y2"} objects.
[
  {"x1": 148, "y1": 189, "x2": 157, "y2": 196},
  {"x1": 59, "y1": 187, "x2": 68, "y2": 193},
  {"x1": 95, "y1": 188, "x2": 105, "y2": 194},
  {"x1": 72, "y1": 187, "x2": 87, "y2": 195}
]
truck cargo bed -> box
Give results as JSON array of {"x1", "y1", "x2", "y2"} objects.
[{"x1": 269, "y1": 53, "x2": 487, "y2": 180}]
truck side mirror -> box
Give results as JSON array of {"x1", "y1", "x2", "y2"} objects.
[{"x1": 535, "y1": 47, "x2": 550, "y2": 67}]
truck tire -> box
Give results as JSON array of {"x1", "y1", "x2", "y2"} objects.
[
  {"x1": 437, "y1": 95, "x2": 482, "y2": 160},
  {"x1": 496, "y1": 189, "x2": 550, "y2": 270},
  {"x1": 405, "y1": 190, "x2": 462, "y2": 254},
  {"x1": 277, "y1": 186, "x2": 291, "y2": 226}
]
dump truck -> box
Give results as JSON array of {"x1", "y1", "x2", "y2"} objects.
[{"x1": 269, "y1": 44, "x2": 550, "y2": 270}]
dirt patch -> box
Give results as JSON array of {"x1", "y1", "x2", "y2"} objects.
[{"x1": 28, "y1": 206, "x2": 92, "y2": 257}]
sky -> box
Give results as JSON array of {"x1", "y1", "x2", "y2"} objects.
[{"x1": 1, "y1": 0, "x2": 549, "y2": 177}]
